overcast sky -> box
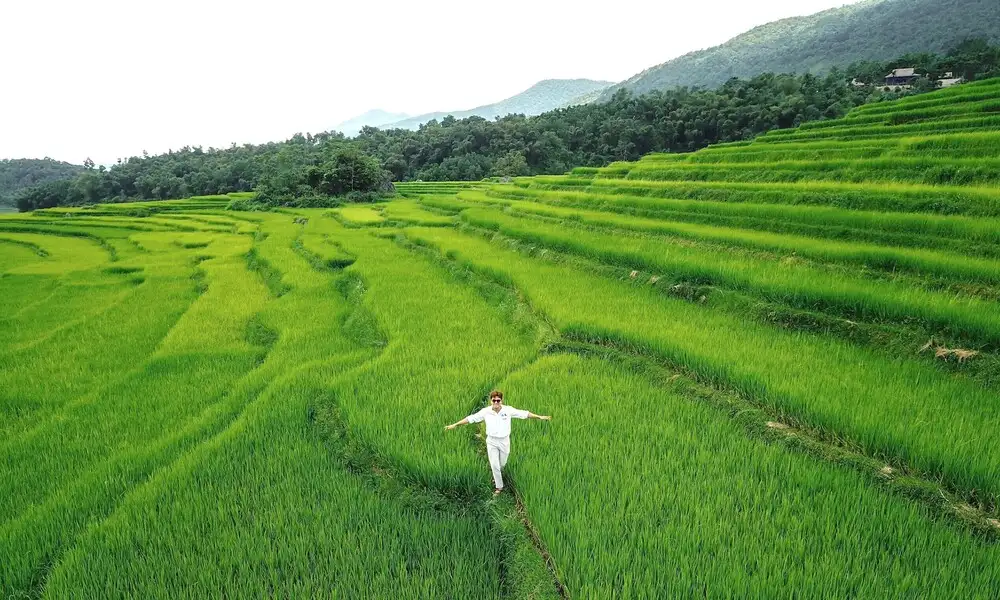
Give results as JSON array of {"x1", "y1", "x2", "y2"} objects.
[{"x1": 1, "y1": 0, "x2": 864, "y2": 165}]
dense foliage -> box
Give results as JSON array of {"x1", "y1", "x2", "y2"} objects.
[
  {"x1": 0, "y1": 158, "x2": 83, "y2": 207},
  {"x1": 848, "y1": 38, "x2": 1000, "y2": 86},
  {"x1": 355, "y1": 71, "x2": 873, "y2": 181},
  {"x1": 14, "y1": 136, "x2": 392, "y2": 212},
  {"x1": 251, "y1": 146, "x2": 393, "y2": 208},
  {"x1": 14, "y1": 41, "x2": 999, "y2": 212},
  {"x1": 605, "y1": 0, "x2": 1000, "y2": 97}
]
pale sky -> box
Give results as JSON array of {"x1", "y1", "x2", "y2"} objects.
[{"x1": 0, "y1": 0, "x2": 863, "y2": 165}]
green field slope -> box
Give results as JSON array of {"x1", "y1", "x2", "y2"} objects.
[{"x1": 4, "y1": 80, "x2": 1000, "y2": 597}]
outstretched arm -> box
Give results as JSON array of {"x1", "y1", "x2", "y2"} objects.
[
  {"x1": 449, "y1": 410, "x2": 486, "y2": 430},
  {"x1": 445, "y1": 418, "x2": 470, "y2": 430},
  {"x1": 526, "y1": 412, "x2": 551, "y2": 421}
]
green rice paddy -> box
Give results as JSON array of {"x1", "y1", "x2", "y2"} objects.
[{"x1": 4, "y1": 81, "x2": 1000, "y2": 598}]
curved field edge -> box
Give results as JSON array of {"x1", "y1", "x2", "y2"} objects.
[
  {"x1": 402, "y1": 225, "x2": 1000, "y2": 504},
  {"x1": 3, "y1": 211, "x2": 560, "y2": 598},
  {"x1": 396, "y1": 228, "x2": 1000, "y2": 596}
]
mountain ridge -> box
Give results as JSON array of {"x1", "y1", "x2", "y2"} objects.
[
  {"x1": 602, "y1": 0, "x2": 1000, "y2": 99},
  {"x1": 334, "y1": 109, "x2": 412, "y2": 137},
  {"x1": 349, "y1": 78, "x2": 611, "y2": 133}
]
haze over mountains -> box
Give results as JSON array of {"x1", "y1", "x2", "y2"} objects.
[
  {"x1": 5, "y1": 0, "x2": 999, "y2": 203},
  {"x1": 602, "y1": 0, "x2": 1000, "y2": 98},
  {"x1": 334, "y1": 110, "x2": 412, "y2": 137},
  {"x1": 336, "y1": 79, "x2": 612, "y2": 136},
  {"x1": 338, "y1": 0, "x2": 1000, "y2": 137}
]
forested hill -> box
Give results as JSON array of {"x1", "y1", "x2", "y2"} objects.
[
  {"x1": 7, "y1": 73, "x2": 881, "y2": 211},
  {"x1": 13, "y1": 41, "x2": 999, "y2": 211},
  {"x1": 1, "y1": 158, "x2": 83, "y2": 207},
  {"x1": 603, "y1": 0, "x2": 1000, "y2": 99},
  {"x1": 380, "y1": 79, "x2": 612, "y2": 131}
]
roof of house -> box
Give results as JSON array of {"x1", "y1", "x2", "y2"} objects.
[{"x1": 887, "y1": 68, "x2": 917, "y2": 78}]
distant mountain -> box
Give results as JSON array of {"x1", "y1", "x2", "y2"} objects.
[
  {"x1": 0, "y1": 158, "x2": 84, "y2": 207},
  {"x1": 602, "y1": 0, "x2": 1000, "y2": 99},
  {"x1": 380, "y1": 79, "x2": 612, "y2": 130},
  {"x1": 562, "y1": 86, "x2": 609, "y2": 107},
  {"x1": 335, "y1": 109, "x2": 411, "y2": 136}
]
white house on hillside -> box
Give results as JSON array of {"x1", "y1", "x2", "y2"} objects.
[
  {"x1": 882, "y1": 67, "x2": 965, "y2": 91},
  {"x1": 885, "y1": 68, "x2": 919, "y2": 87},
  {"x1": 937, "y1": 71, "x2": 964, "y2": 87}
]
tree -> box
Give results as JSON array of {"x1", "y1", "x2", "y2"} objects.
[
  {"x1": 910, "y1": 76, "x2": 939, "y2": 93},
  {"x1": 319, "y1": 148, "x2": 387, "y2": 196},
  {"x1": 945, "y1": 38, "x2": 1000, "y2": 80},
  {"x1": 491, "y1": 151, "x2": 529, "y2": 178}
]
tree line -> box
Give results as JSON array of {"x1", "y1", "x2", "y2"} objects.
[
  {"x1": 14, "y1": 40, "x2": 999, "y2": 211},
  {"x1": 0, "y1": 158, "x2": 83, "y2": 208}
]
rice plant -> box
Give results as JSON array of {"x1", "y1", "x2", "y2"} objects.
[
  {"x1": 481, "y1": 197, "x2": 1000, "y2": 285},
  {"x1": 473, "y1": 187, "x2": 1000, "y2": 253},
  {"x1": 334, "y1": 204, "x2": 386, "y2": 225},
  {"x1": 505, "y1": 354, "x2": 1000, "y2": 598},
  {"x1": 406, "y1": 226, "x2": 1000, "y2": 499},
  {"x1": 5, "y1": 78, "x2": 1000, "y2": 598}
]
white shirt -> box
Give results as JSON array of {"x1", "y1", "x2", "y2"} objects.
[{"x1": 466, "y1": 405, "x2": 529, "y2": 439}]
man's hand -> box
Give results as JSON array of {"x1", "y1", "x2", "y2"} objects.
[
  {"x1": 539, "y1": 415, "x2": 552, "y2": 421},
  {"x1": 445, "y1": 424, "x2": 457, "y2": 431}
]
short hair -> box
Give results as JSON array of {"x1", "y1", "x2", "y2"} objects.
[{"x1": 489, "y1": 389, "x2": 503, "y2": 400}]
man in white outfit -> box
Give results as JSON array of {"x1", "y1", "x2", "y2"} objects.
[{"x1": 445, "y1": 389, "x2": 551, "y2": 496}]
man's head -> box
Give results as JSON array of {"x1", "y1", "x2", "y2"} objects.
[{"x1": 489, "y1": 389, "x2": 503, "y2": 411}]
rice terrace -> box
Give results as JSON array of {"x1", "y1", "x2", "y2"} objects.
[{"x1": 7, "y1": 74, "x2": 1000, "y2": 598}]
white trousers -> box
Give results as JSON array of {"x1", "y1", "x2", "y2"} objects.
[{"x1": 486, "y1": 436, "x2": 510, "y2": 489}]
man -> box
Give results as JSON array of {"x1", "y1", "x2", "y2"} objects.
[{"x1": 445, "y1": 389, "x2": 551, "y2": 496}]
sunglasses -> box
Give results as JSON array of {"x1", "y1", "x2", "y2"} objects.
[{"x1": 491, "y1": 398, "x2": 502, "y2": 403}]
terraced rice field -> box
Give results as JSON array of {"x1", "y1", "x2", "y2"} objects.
[{"x1": 4, "y1": 80, "x2": 1000, "y2": 598}]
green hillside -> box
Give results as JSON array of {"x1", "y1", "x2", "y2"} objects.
[
  {"x1": 604, "y1": 0, "x2": 1000, "y2": 98},
  {"x1": 0, "y1": 158, "x2": 83, "y2": 207},
  {"x1": 4, "y1": 80, "x2": 1000, "y2": 597}
]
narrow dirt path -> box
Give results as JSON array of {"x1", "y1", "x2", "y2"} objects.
[{"x1": 512, "y1": 492, "x2": 571, "y2": 599}]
